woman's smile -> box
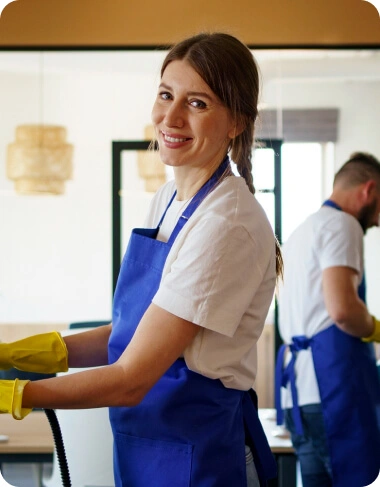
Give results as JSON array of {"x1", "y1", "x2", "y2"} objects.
[{"x1": 161, "y1": 131, "x2": 192, "y2": 145}]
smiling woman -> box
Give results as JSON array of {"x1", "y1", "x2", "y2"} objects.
[
  {"x1": 107, "y1": 33, "x2": 282, "y2": 486},
  {"x1": 0, "y1": 32, "x2": 282, "y2": 487}
]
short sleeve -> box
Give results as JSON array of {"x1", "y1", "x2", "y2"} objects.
[
  {"x1": 153, "y1": 217, "x2": 268, "y2": 337},
  {"x1": 319, "y1": 213, "x2": 363, "y2": 274}
]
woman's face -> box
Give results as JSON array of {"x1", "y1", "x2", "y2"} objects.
[{"x1": 151, "y1": 59, "x2": 236, "y2": 172}]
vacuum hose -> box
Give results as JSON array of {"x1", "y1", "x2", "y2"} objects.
[{"x1": 44, "y1": 409, "x2": 71, "y2": 487}]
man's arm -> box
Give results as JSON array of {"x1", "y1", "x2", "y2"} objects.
[{"x1": 322, "y1": 266, "x2": 374, "y2": 337}]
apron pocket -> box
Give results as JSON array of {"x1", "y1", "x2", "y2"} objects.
[{"x1": 114, "y1": 432, "x2": 193, "y2": 487}]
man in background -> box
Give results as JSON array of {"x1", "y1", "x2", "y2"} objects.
[{"x1": 276, "y1": 152, "x2": 380, "y2": 487}]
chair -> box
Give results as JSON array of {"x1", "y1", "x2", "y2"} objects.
[{"x1": 69, "y1": 320, "x2": 110, "y2": 329}]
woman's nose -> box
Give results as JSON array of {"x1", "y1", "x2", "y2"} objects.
[{"x1": 164, "y1": 102, "x2": 185, "y2": 128}]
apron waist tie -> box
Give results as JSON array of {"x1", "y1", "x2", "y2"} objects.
[{"x1": 275, "y1": 335, "x2": 311, "y2": 435}]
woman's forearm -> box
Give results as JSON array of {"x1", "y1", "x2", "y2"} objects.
[
  {"x1": 22, "y1": 361, "x2": 141, "y2": 410},
  {"x1": 63, "y1": 323, "x2": 112, "y2": 368}
]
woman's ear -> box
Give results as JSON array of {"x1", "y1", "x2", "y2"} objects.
[{"x1": 228, "y1": 119, "x2": 246, "y2": 139}]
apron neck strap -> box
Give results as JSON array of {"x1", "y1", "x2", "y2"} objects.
[
  {"x1": 157, "y1": 191, "x2": 177, "y2": 228},
  {"x1": 322, "y1": 199, "x2": 342, "y2": 211},
  {"x1": 322, "y1": 199, "x2": 366, "y2": 302},
  {"x1": 167, "y1": 156, "x2": 231, "y2": 244}
]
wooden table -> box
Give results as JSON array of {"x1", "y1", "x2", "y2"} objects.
[
  {"x1": 259, "y1": 409, "x2": 297, "y2": 487},
  {"x1": 0, "y1": 411, "x2": 54, "y2": 467}
]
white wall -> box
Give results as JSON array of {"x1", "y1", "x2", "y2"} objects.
[
  {"x1": 0, "y1": 52, "x2": 165, "y2": 324},
  {"x1": 1, "y1": 50, "x2": 380, "y2": 324},
  {"x1": 262, "y1": 77, "x2": 380, "y2": 317}
]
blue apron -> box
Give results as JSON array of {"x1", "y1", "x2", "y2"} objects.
[
  {"x1": 275, "y1": 199, "x2": 380, "y2": 487},
  {"x1": 109, "y1": 157, "x2": 277, "y2": 487}
]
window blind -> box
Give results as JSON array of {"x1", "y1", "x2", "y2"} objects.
[{"x1": 255, "y1": 108, "x2": 339, "y2": 142}]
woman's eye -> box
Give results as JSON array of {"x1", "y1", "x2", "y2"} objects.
[
  {"x1": 190, "y1": 99, "x2": 207, "y2": 109},
  {"x1": 159, "y1": 91, "x2": 172, "y2": 100}
]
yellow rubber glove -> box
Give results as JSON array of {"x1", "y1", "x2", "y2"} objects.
[
  {"x1": 362, "y1": 316, "x2": 380, "y2": 343},
  {"x1": 0, "y1": 331, "x2": 68, "y2": 373},
  {"x1": 0, "y1": 379, "x2": 32, "y2": 420}
]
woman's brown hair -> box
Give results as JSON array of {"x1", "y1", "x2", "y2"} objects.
[{"x1": 161, "y1": 32, "x2": 283, "y2": 278}]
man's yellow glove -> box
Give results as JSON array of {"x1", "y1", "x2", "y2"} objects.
[
  {"x1": 0, "y1": 332, "x2": 68, "y2": 373},
  {"x1": 0, "y1": 379, "x2": 32, "y2": 420},
  {"x1": 362, "y1": 317, "x2": 380, "y2": 343}
]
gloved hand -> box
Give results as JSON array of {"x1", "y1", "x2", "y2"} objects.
[
  {"x1": 0, "y1": 332, "x2": 68, "y2": 373},
  {"x1": 0, "y1": 379, "x2": 32, "y2": 420},
  {"x1": 362, "y1": 316, "x2": 380, "y2": 343}
]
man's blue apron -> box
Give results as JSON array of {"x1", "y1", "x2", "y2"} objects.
[
  {"x1": 108, "y1": 157, "x2": 277, "y2": 487},
  {"x1": 275, "y1": 199, "x2": 380, "y2": 487}
]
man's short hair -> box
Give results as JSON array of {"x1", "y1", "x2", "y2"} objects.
[{"x1": 334, "y1": 152, "x2": 380, "y2": 188}]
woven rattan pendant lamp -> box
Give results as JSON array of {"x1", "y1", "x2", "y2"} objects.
[{"x1": 6, "y1": 53, "x2": 73, "y2": 195}]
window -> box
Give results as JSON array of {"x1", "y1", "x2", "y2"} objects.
[
  {"x1": 281, "y1": 142, "x2": 334, "y2": 241},
  {"x1": 251, "y1": 141, "x2": 335, "y2": 244}
]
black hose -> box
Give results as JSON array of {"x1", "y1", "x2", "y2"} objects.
[{"x1": 44, "y1": 408, "x2": 71, "y2": 487}]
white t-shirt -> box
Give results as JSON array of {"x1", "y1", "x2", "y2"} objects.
[
  {"x1": 277, "y1": 205, "x2": 364, "y2": 406},
  {"x1": 144, "y1": 175, "x2": 277, "y2": 390}
]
